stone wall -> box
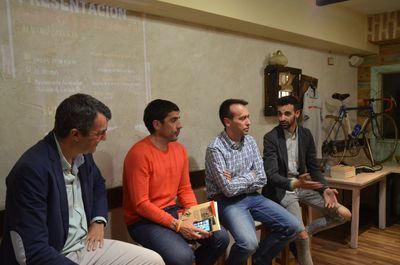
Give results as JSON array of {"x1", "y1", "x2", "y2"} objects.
[{"x1": 368, "y1": 11, "x2": 400, "y2": 44}]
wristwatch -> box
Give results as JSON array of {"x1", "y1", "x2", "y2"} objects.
[
  {"x1": 319, "y1": 185, "x2": 329, "y2": 193},
  {"x1": 94, "y1": 220, "x2": 106, "y2": 227}
]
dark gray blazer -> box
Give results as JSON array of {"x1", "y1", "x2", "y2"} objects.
[{"x1": 262, "y1": 125, "x2": 327, "y2": 203}]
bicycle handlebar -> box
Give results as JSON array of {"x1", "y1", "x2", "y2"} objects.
[{"x1": 363, "y1": 97, "x2": 397, "y2": 112}]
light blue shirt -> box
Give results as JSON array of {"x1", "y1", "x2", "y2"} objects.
[
  {"x1": 54, "y1": 135, "x2": 106, "y2": 255},
  {"x1": 205, "y1": 131, "x2": 266, "y2": 198},
  {"x1": 54, "y1": 135, "x2": 87, "y2": 254}
]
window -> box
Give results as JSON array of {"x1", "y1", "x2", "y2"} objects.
[{"x1": 382, "y1": 72, "x2": 400, "y2": 138}]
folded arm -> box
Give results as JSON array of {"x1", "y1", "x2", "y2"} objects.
[{"x1": 206, "y1": 146, "x2": 266, "y2": 197}]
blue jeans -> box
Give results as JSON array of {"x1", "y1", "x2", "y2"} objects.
[
  {"x1": 218, "y1": 193, "x2": 301, "y2": 265},
  {"x1": 127, "y1": 205, "x2": 230, "y2": 265}
]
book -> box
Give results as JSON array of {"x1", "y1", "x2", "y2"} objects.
[
  {"x1": 330, "y1": 165, "x2": 356, "y2": 179},
  {"x1": 178, "y1": 201, "x2": 221, "y2": 232}
]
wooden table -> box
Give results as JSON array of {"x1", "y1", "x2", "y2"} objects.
[{"x1": 326, "y1": 165, "x2": 400, "y2": 248}]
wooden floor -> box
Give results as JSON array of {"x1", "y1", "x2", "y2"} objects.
[{"x1": 311, "y1": 223, "x2": 400, "y2": 265}]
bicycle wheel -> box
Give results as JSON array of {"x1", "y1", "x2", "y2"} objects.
[
  {"x1": 362, "y1": 113, "x2": 398, "y2": 164},
  {"x1": 321, "y1": 115, "x2": 348, "y2": 165}
]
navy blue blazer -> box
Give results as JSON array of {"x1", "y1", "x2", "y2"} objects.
[
  {"x1": 0, "y1": 132, "x2": 108, "y2": 265},
  {"x1": 262, "y1": 125, "x2": 327, "y2": 203}
]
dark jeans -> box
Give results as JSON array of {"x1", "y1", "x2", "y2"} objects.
[
  {"x1": 127, "y1": 205, "x2": 230, "y2": 265},
  {"x1": 218, "y1": 193, "x2": 301, "y2": 265}
]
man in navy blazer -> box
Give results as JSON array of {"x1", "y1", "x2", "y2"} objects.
[
  {"x1": 0, "y1": 94, "x2": 164, "y2": 265},
  {"x1": 262, "y1": 96, "x2": 351, "y2": 265}
]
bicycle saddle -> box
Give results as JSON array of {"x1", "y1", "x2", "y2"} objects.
[{"x1": 332, "y1": 93, "x2": 350, "y2": 101}]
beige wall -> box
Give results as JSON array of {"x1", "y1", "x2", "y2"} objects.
[
  {"x1": 161, "y1": 0, "x2": 371, "y2": 49},
  {"x1": 0, "y1": 2, "x2": 358, "y2": 209},
  {"x1": 93, "y1": 0, "x2": 378, "y2": 54}
]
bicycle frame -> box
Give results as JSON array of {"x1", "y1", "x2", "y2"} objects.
[
  {"x1": 323, "y1": 95, "x2": 398, "y2": 166},
  {"x1": 327, "y1": 104, "x2": 371, "y2": 138},
  {"x1": 332, "y1": 99, "x2": 381, "y2": 137}
]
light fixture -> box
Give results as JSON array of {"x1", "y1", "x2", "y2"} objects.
[
  {"x1": 349, "y1": 55, "x2": 364, "y2": 67},
  {"x1": 316, "y1": 0, "x2": 348, "y2": 6}
]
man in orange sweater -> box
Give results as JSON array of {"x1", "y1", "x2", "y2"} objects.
[{"x1": 123, "y1": 99, "x2": 229, "y2": 265}]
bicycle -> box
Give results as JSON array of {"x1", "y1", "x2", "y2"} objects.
[{"x1": 321, "y1": 93, "x2": 398, "y2": 168}]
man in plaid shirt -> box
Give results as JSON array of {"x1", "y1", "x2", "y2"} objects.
[{"x1": 205, "y1": 99, "x2": 301, "y2": 265}]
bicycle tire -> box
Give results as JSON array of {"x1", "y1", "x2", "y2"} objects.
[
  {"x1": 321, "y1": 116, "x2": 348, "y2": 165},
  {"x1": 362, "y1": 113, "x2": 398, "y2": 163}
]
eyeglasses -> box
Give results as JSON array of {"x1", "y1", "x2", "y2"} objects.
[{"x1": 87, "y1": 129, "x2": 107, "y2": 138}]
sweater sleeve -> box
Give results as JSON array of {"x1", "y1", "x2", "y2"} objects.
[{"x1": 176, "y1": 147, "x2": 197, "y2": 209}]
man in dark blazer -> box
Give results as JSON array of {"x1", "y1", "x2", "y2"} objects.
[
  {"x1": 0, "y1": 94, "x2": 164, "y2": 265},
  {"x1": 262, "y1": 96, "x2": 351, "y2": 265}
]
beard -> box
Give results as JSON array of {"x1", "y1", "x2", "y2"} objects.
[{"x1": 279, "y1": 121, "x2": 290, "y2": 129}]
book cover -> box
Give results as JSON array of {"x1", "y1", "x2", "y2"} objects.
[{"x1": 178, "y1": 201, "x2": 221, "y2": 232}]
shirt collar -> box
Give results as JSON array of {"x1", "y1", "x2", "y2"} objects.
[
  {"x1": 284, "y1": 126, "x2": 297, "y2": 141},
  {"x1": 54, "y1": 133, "x2": 84, "y2": 175},
  {"x1": 221, "y1": 130, "x2": 244, "y2": 150}
]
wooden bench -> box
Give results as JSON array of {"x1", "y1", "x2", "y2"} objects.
[{"x1": 0, "y1": 169, "x2": 308, "y2": 265}]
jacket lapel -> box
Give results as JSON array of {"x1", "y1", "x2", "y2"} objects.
[
  {"x1": 277, "y1": 127, "x2": 288, "y2": 171},
  {"x1": 45, "y1": 132, "x2": 69, "y2": 239}
]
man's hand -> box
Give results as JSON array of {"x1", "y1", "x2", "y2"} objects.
[
  {"x1": 294, "y1": 173, "x2": 323, "y2": 190},
  {"x1": 323, "y1": 188, "x2": 339, "y2": 208},
  {"x1": 223, "y1": 170, "x2": 232, "y2": 181},
  {"x1": 299, "y1": 173, "x2": 311, "y2": 181},
  {"x1": 178, "y1": 220, "x2": 211, "y2": 240},
  {"x1": 86, "y1": 222, "x2": 105, "y2": 251}
]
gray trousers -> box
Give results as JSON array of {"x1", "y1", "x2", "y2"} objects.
[
  {"x1": 280, "y1": 188, "x2": 348, "y2": 265},
  {"x1": 66, "y1": 239, "x2": 165, "y2": 265},
  {"x1": 280, "y1": 188, "x2": 346, "y2": 235}
]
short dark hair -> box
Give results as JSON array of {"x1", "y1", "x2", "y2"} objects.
[
  {"x1": 54, "y1": 93, "x2": 111, "y2": 138},
  {"x1": 143, "y1": 99, "x2": 180, "y2": 134},
  {"x1": 219, "y1": 99, "x2": 248, "y2": 127},
  {"x1": 276, "y1": 95, "x2": 300, "y2": 111}
]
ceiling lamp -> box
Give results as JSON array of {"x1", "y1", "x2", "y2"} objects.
[{"x1": 316, "y1": 0, "x2": 348, "y2": 6}]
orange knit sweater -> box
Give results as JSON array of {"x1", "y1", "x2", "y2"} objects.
[{"x1": 123, "y1": 137, "x2": 197, "y2": 227}]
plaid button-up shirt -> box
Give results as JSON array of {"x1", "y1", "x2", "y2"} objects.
[{"x1": 205, "y1": 131, "x2": 266, "y2": 199}]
